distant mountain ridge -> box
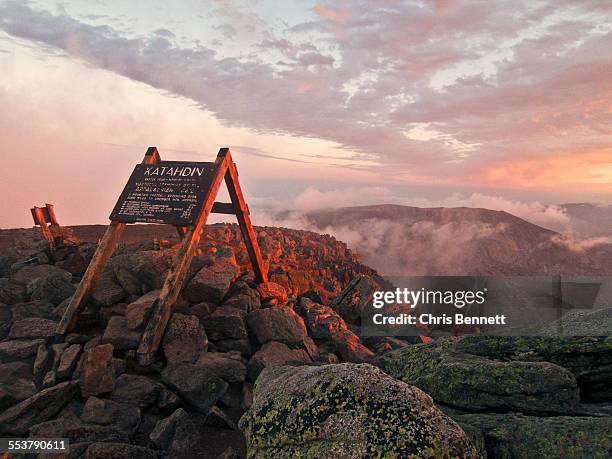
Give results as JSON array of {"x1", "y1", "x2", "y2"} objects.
[{"x1": 304, "y1": 204, "x2": 612, "y2": 276}]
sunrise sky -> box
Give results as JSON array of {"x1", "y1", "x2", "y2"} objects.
[{"x1": 0, "y1": 0, "x2": 611, "y2": 228}]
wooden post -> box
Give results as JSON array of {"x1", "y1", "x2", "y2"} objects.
[
  {"x1": 137, "y1": 150, "x2": 231, "y2": 365},
  {"x1": 222, "y1": 149, "x2": 268, "y2": 283},
  {"x1": 31, "y1": 207, "x2": 55, "y2": 249},
  {"x1": 56, "y1": 147, "x2": 161, "y2": 336}
]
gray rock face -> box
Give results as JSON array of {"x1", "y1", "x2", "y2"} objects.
[
  {"x1": 109, "y1": 373, "x2": 179, "y2": 410},
  {"x1": 0, "y1": 381, "x2": 78, "y2": 435},
  {"x1": 183, "y1": 259, "x2": 239, "y2": 304},
  {"x1": 8, "y1": 317, "x2": 57, "y2": 339},
  {"x1": 202, "y1": 307, "x2": 248, "y2": 340},
  {"x1": 125, "y1": 290, "x2": 160, "y2": 330},
  {"x1": 456, "y1": 413, "x2": 612, "y2": 459},
  {"x1": 161, "y1": 364, "x2": 228, "y2": 413},
  {"x1": 196, "y1": 352, "x2": 247, "y2": 383},
  {"x1": 246, "y1": 307, "x2": 307, "y2": 345},
  {"x1": 246, "y1": 341, "x2": 312, "y2": 381},
  {"x1": 378, "y1": 342, "x2": 580, "y2": 414},
  {"x1": 102, "y1": 316, "x2": 141, "y2": 350},
  {"x1": 162, "y1": 313, "x2": 208, "y2": 364},
  {"x1": 81, "y1": 396, "x2": 141, "y2": 435},
  {"x1": 239, "y1": 363, "x2": 480, "y2": 459},
  {"x1": 0, "y1": 338, "x2": 44, "y2": 360}
]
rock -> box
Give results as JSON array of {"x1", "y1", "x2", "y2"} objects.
[
  {"x1": 246, "y1": 307, "x2": 307, "y2": 345},
  {"x1": 202, "y1": 307, "x2": 248, "y2": 340},
  {"x1": 81, "y1": 396, "x2": 141, "y2": 435},
  {"x1": 33, "y1": 343, "x2": 51, "y2": 381},
  {"x1": 91, "y1": 269, "x2": 126, "y2": 306},
  {"x1": 205, "y1": 406, "x2": 237, "y2": 430},
  {"x1": 0, "y1": 338, "x2": 44, "y2": 360},
  {"x1": 331, "y1": 329, "x2": 375, "y2": 363},
  {"x1": 0, "y1": 361, "x2": 36, "y2": 405},
  {"x1": 162, "y1": 313, "x2": 208, "y2": 364},
  {"x1": 110, "y1": 249, "x2": 174, "y2": 294},
  {"x1": 125, "y1": 290, "x2": 160, "y2": 330},
  {"x1": 29, "y1": 271, "x2": 76, "y2": 305},
  {"x1": 239, "y1": 363, "x2": 479, "y2": 458},
  {"x1": 0, "y1": 279, "x2": 26, "y2": 305},
  {"x1": 196, "y1": 352, "x2": 247, "y2": 383},
  {"x1": 183, "y1": 259, "x2": 239, "y2": 304},
  {"x1": 378, "y1": 342, "x2": 580, "y2": 414},
  {"x1": 161, "y1": 364, "x2": 228, "y2": 413},
  {"x1": 10, "y1": 300, "x2": 54, "y2": 321},
  {"x1": 330, "y1": 275, "x2": 380, "y2": 324},
  {"x1": 30, "y1": 416, "x2": 129, "y2": 444},
  {"x1": 241, "y1": 384, "x2": 253, "y2": 411},
  {"x1": 216, "y1": 338, "x2": 252, "y2": 356},
  {"x1": 83, "y1": 442, "x2": 158, "y2": 459},
  {"x1": 247, "y1": 341, "x2": 312, "y2": 381},
  {"x1": 189, "y1": 301, "x2": 217, "y2": 321},
  {"x1": 8, "y1": 317, "x2": 57, "y2": 339},
  {"x1": 298, "y1": 298, "x2": 348, "y2": 339},
  {"x1": 109, "y1": 373, "x2": 179, "y2": 410},
  {"x1": 0, "y1": 381, "x2": 78, "y2": 435},
  {"x1": 456, "y1": 413, "x2": 612, "y2": 459},
  {"x1": 11, "y1": 264, "x2": 71, "y2": 286},
  {"x1": 256, "y1": 282, "x2": 287, "y2": 306},
  {"x1": 81, "y1": 344, "x2": 116, "y2": 397},
  {"x1": 216, "y1": 446, "x2": 240, "y2": 459},
  {"x1": 150, "y1": 407, "x2": 188, "y2": 450},
  {"x1": 57, "y1": 343, "x2": 81, "y2": 379},
  {"x1": 102, "y1": 316, "x2": 141, "y2": 350}
]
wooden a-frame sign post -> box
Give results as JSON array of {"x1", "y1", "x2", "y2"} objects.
[{"x1": 56, "y1": 146, "x2": 268, "y2": 365}]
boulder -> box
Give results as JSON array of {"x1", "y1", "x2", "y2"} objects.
[
  {"x1": 161, "y1": 364, "x2": 228, "y2": 413},
  {"x1": 29, "y1": 271, "x2": 75, "y2": 305},
  {"x1": 298, "y1": 298, "x2": 348, "y2": 339},
  {"x1": 330, "y1": 275, "x2": 380, "y2": 324},
  {"x1": 11, "y1": 264, "x2": 71, "y2": 286},
  {"x1": 110, "y1": 249, "x2": 174, "y2": 294},
  {"x1": 83, "y1": 442, "x2": 158, "y2": 459},
  {"x1": 183, "y1": 259, "x2": 239, "y2": 304},
  {"x1": 81, "y1": 344, "x2": 116, "y2": 397},
  {"x1": 247, "y1": 341, "x2": 312, "y2": 381},
  {"x1": 456, "y1": 413, "x2": 612, "y2": 459},
  {"x1": 0, "y1": 338, "x2": 44, "y2": 360},
  {"x1": 8, "y1": 317, "x2": 57, "y2": 339},
  {"x1": 0, "y1": 279, "x2": 26, "y2": 305},
  {"x1": 246, "y1": 307, "x2": 307, "y2": 345},
  {"x1": 91, "y1": 269, "x2": 126, "y2": 306},
  {"x1": 216, "y1": 338, "x2": 252, "y2": 356},
  {"x1": 239, "y1": 363, "x2": 479, "y2": 458},
  {"x1": 150, "y1": 407, "x2": 188, "y2": 450},
  {"x1": 30, "y1": 416, "x2": 129, "y2": 444},
  {"x1": 57, "y1": 343, "x2": 81, "y2": 380},
  {"x1": 331, "y1": 329, "x2": 375, "y2": 363},
  {"x1": 202, "y1": 307, "x2": 248, "y2": 340},
  {"x1": 125, "y1": 290, "x2": 160, "y2": 330},
  {"x1": 81, "y1": 396, "x2": 141, "y2": 435},
  {"x1": 162, "y1": 313, "x2": 208, "y2": 364},
  {"x1": 256, "y1": 282, "x2": 287, "y2": 306},
  {"x1": 102, "y1": 316, "x2": 141, "y2": 350},
  {"x1": 109, "y1": 373, "x2": 179, "y2": 410},
  {"x1": 196, "y1": 352, "x2": 247, "y2": 383},
  {"x1": 10, "y1": 300, "x2": 54, "y2": 321},
  {"x1": 0, "y1": 381, "x2": 78, "y2": 435},
  {"x1": 378, "y1": 342, "x2": 580, "y2": 414},
  {"x1": 0, "y1": 361, "x2": 36, "y2": 405}
]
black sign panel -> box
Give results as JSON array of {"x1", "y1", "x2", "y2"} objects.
[{"x1": 110, "y1": 161, "x2": 216, "y2": 225}]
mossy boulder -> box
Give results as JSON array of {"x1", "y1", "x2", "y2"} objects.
[
  {"x1": 239, "y1": 363, "x2": 480, "y2": 459},
  {"x1": 454, "y1": 413, "x2": 611, "y2": 459},
  {"x1": 378, "y1": 343, "x2": 579, "y2": 414}
]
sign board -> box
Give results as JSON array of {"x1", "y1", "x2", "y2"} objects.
[{"x1": 110, "y1": 161, "x2": 216, "y2": 225}]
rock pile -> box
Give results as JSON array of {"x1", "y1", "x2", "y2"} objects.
[{"x1": 0, "y1": 224, "x2": 388, "y2": 458}]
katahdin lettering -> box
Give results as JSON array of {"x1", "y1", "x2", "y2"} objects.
[{"x1": 143, "y1": 166, "x2": 205, "y2": 177}]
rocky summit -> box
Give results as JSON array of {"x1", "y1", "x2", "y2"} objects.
[{"x1": 0, "y1": 223, "x2": 610, "y2": 458}]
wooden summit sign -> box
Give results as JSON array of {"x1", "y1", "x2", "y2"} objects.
[
  {"x1": 110, "y1": 162, "x2": 217, "y2": 225},
  {"x1": 57, "y1": 147, "x2": 268, "y2": 365}
]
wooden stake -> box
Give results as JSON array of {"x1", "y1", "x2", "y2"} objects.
[
  {"x1": 32, "y1": 207, "x2": 55, "y2": 249},
  {"x1": 56, "y1": 147, "x2": 161, "y2": 336},
  {"x1": 137, "y1": 150, "x2": 231, "y2": 365},
  {"x1": 222, "y1": 149, "x2": 268, "y2": 283}
]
